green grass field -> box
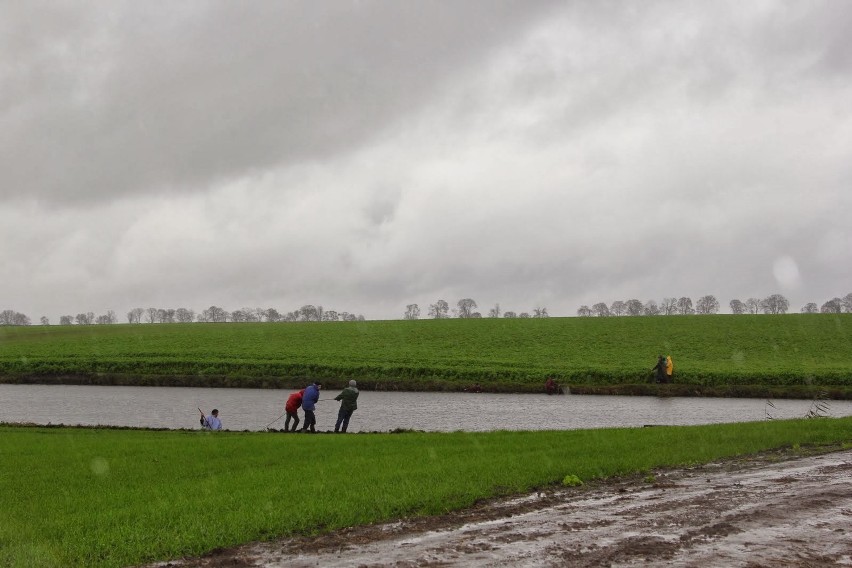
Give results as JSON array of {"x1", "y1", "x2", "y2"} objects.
[
  {"x1": 1, "y1": 314, "x2": 850, "y2": 391},
  {"x1": 2, "y1": 420, "x2": 851, "y2": 567}
]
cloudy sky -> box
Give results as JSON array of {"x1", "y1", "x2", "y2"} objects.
[{"x1": 2, "y1": 1, "x2": 850, "y2": 322}]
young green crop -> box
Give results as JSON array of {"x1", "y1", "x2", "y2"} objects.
[
  {"x1": 1, "y1": 419, "x2": 851, "y2": 567},
  {"x1": 0, "y1": 314, "x2": 850, "y2": 390}
]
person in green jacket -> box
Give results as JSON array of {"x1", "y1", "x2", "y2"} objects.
[{"x1": 334, "y1": 380, "x2": 359, "y2": 433}]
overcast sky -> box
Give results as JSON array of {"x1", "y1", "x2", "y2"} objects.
[{"x1": 2, "y1": 1, "x2": 850, "y2": 322}]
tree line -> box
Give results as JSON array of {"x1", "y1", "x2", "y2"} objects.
[
  {"x1": 121, "y1": 305, "x2": 365, "y2": 324},
  {"x1": 576, "y1": 292, "x2": 852, "y2": 317},
  {"x1": 0, "y1": 305, "x2": 365, "y2": 326},
  {"x1": 3, "y1": 292, "x2": 851, "y2": 327},
  {"x1": 799, "y1": 293, "x2": 852, "y2": 314},
  {"x1": 403, "y1": 299, "x2": 549, "y2": 319}
]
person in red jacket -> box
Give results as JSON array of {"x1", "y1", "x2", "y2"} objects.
[
  {"x1": 545, "y1": 377, "x2": 561, "y2": 395},
  {"x1": 284, "y1": 389, "x2": 305, "y2": 432}
]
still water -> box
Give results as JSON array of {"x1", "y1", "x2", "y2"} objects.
[{"x1": 3, "y1": 384, "x2": 851, "y2": 432}]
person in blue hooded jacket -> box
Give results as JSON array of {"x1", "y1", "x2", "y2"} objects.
[{"x1": 300, "y1": 382, "x2": 322, "y2": 433}]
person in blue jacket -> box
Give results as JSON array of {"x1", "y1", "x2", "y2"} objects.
[{"x1": 300, "y1": 382, "x2": 322, "y2": 433}]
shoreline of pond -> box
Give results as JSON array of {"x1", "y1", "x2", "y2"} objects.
[
  {"x1": 6, "y1": 384, "x2": 851, "y2": 432},
  {"x1": 0, "y1": 421, "x2": 426, "y2": 434},
  {"x1": 2, "y1": 373, "x2": 852, "y2": 399}
]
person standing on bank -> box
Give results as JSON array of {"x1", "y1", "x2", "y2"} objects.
[
  {"x1": 284, "y1": 388, "x2": 305, "y2": 432},
  {"x1": 665, "y1": 355, "x2": 674, "y2": 383},
  {"x1": 300, "y1": 382, "x2": 321, "y2": 433},
  {"x1": 334, "y1": 380, "x2": 359, "y2": 433},
  {"x1": 652, "y1": 355, "x2": 666, "y2": 384}
]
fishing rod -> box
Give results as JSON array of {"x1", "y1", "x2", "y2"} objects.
[{"x1": 264, "y1": 410, "x2": 286, "y2": 430}]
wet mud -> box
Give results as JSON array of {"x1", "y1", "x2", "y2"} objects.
[{"x1": 156, "y1": 446, "x2": 852, "y2": 567}]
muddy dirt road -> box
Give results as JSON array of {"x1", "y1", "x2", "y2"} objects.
[{"x1": 161, "y1": 447, "x2": 852, "y2": 567}]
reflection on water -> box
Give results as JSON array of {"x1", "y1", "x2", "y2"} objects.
[{"x1": 1, "y1": 384, "x2": 851, "y2": 433}]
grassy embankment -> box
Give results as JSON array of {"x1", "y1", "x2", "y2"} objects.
[
  {"x1": 2, "y1": 419, "x2": 851, "y2": 567},
  {"x1": 0, "y1": 313, "x2": 850, "y2": 396}
]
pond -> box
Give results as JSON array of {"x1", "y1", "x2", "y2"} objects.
[{"x1": 2, "y1": 384, "x2": 850, "y2": 432}]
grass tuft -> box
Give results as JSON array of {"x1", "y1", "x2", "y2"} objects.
[{"x1": 561, "y1": 474, "x2": 583, "y2": 487}]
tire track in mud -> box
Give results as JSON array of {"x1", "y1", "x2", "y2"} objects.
[{"x1": 155, "y1": 448, "x2": 852, "y2": 567}]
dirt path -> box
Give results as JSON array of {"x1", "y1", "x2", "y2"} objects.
[{"x1": 159, "y1": 447, "x2": 852, "y2": 567}]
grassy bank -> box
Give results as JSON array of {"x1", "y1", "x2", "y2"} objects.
[
  {"x1": 1, "y1": 420, "x2": 851, "y2": 567},
  {"x1": 1, "y1": 314, "x2": 850, "y2": 394}
]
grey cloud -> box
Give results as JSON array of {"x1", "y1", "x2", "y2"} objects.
[
  {"x1": 2, "y1": 1, "x2": 851, "y2": 322},
  {"x1": 1, "y1": 0, "x2": 560, "y2": 205}
]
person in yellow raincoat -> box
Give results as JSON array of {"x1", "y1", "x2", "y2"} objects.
[{"x1": 665, "y1": 355, "x2": 674, "y2": 383}]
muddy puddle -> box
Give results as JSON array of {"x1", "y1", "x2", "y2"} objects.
[{"x1": 155, "y1": 447, "x2": 852, "y2": 567}]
